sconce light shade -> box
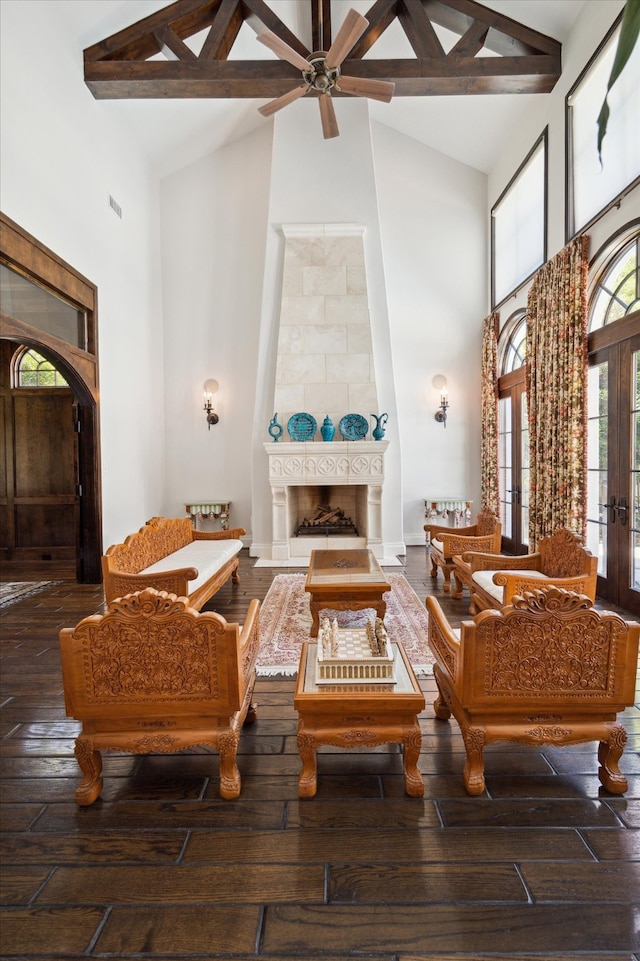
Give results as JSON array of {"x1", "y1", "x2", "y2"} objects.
[
  {"x1": 432, "y1": 375, "x2": 449, "y2": 428},
  {"x1": 203, "y1": 379, "x2": 219, "y2": 429}
]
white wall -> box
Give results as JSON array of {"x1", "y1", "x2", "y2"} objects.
[
  {"x1": 159, "y1": 124, "x2": 273, "y2": 531},
  {"x1": 372, "y1": 124, "x2": 487, "y2": 543},
  {"x1": 0, "y1": 0, "x2": 165, "y2": 550}
]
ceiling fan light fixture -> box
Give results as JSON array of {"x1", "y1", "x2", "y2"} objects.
[{"x1": 255, "y1": 8, "x2": 393, "y2": 139}]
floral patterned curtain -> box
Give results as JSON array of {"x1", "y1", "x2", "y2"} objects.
[
  {"x1": 481, "y1": 312, "x2": 500, "y2": 515},
  {"x1": 526, "y1": 235, "x2": 589, "y2": 550}
]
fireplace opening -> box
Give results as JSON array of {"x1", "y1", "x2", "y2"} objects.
[
  {"x1": 288, "y1": 484, "x2": 367, "y2": 540},
  {"x1": 295, "y1": 503, "x2": 358, "y2": 537}
]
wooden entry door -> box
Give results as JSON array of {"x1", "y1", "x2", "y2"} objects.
[
  {"x1": 587, "y1": 324, "x2": 640, "y2": 615},
  {"x1": 1, "y1": 379, "x2": 80, "y2": 562}
]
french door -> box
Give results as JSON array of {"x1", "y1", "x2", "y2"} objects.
[
  {"x1": 587, "y1": 319, "x2": 640, "y2": 615},
  {"x1": 498, "y1": 369, "x2": 529, "y2": 555}
]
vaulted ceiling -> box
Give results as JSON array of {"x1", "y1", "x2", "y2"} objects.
[{"x1": 60, "y1": 0, "x2": 588, "y2": 175}]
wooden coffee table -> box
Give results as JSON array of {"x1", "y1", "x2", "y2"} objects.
[
  {"x1": 304, "y1": 548, "x2": 391, "y2": 637},
  {"x1": 294, "y1": 641, "x2": 425, "y2": 797}
]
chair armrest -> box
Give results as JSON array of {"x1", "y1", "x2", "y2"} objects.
[
  {"x1": 239, "y1": 598, "x2": 260, "y2": 691},
  {"x1": 107, "y1": 568, "x2": 198, "y2": 600},
  {"x1": 462, "y1": 551, "x2": 542, "y2": 572},
  {"x1": 193, "y1": 527, "x2": 246, "y2": 541},
  {"x1": 425, "y1": 523, "x2": 477, "y2": 538},
  {"x1": 496, "y1": 572, "x2": 597, "y2": 606},
  {"x1": 426, "y1": 596, "x2": 461, "y2": 682}
]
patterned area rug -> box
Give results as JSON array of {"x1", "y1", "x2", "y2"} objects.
[
  {"x1": 0, "y1": 581, "x2": 59, "y2": 609},
  {"x1": 257, "y1": 572, "x2": 433, "y2": 676}
]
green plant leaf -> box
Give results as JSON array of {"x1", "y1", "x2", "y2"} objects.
[{"x1": 597, "y1": 0, "x2": 640, "y2": 164}]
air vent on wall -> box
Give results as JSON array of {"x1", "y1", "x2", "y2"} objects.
[{"x1": 109, "y1": 194, "x2": 122, "y2": 219}]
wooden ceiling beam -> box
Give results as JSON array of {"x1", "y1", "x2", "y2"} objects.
[
  {"x1": 199, "y1": 0, "x2": 243, "y2": 59},
  {"x1": 241, "y1": 0, "x2": 310, "y2": 56},
  {"x1": 83, "y1": 0, "x2": 562, "y2": 99},
  {"x1": 398, "y1": 1, "x2": 446, "y2": 59},
  {"x1": 84, "y1": 0, "x2": 220, "y2": 62},
  {"x1": 84, "y1": 54, "x2": 561, "y2": 99}
]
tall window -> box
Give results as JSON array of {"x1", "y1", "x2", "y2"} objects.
[
  {"x1": 13, "y1": 347, "x2": 69, "y2": 387},
  {"x1": 491, "y1": 131, "x2": 547, "y2": 308},
  {"x1": 567, "y1": 16, "x2": 640, "y2": 237},
  {"x1": 497, "y1": 312, "x2": 529, "y2": 554}
]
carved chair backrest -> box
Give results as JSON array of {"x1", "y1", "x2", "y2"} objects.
[
  {"x1": 59, "y1": 589, "x2": 244, "y2": 722},
  {"x1": 460, "y1": 587, "x2": 638, "y2": 710},
  {"x1": 538, "y1": 527, "x2": 594, "y2": 578},
  {"x1": 104, "y1": 517, "x2": 194, "y2": 574},
  {"x1": 475, "y1": 509, "x2": 500, "y2": 536}
]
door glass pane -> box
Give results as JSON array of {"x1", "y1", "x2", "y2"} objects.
[
  {"x1": 520, "y1": 394, "x2": 529, "y2": 547},
  {"x1": 631, "y1": 350, "x2": 640, "y2": 590},
  {"x1": 498, "y1": 397, "x2": 512, "y2": 537},
  {"x1": 587, "y1": 363, "x2": 608, "y2": 576}
]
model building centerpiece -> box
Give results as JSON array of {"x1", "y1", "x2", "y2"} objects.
[{"x1": 315, "y1": 615, "x2": 396, "y2": 683}]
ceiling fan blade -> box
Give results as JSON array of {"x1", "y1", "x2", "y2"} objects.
[
  {"x1": 324, "y1": 9, "x2": 368, "y2": 70},
  {"x1": 337, "y1": 75, "x2": 395, "y2": 103},
  {"x1": 258, "y1": 85, "x2": 309, "y2": 118},
  {"x1": 319, "y1": 94, "x2": 339, "y2": 139},
  {"x1": 257, "y1": 29, "x2": 311, "y2": 73}
]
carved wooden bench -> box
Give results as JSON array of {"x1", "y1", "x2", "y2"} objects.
[
  {"x1": 427, "y1": 586, "x2": 639, "y2": 796},
  {"x1": 102, "y1": 516, "x2": 246, "y2": 608},
  {"x1": 425, "y1": 509, "x2": 501, "y2": 595},
  {"x1": 452, "y1": 527, "x2": 597, "y2": 614},
  {"x1": 59, "y1": 588, "x2": 260, "y2": 804}
]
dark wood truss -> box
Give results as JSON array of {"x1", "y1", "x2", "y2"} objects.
[{"x1": 83, "y1": 0, "x2": 562, "y2": 100}]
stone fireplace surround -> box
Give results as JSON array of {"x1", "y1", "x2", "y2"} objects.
[{"x1": 264, "y1": 440, "x2": 389, "y2": 561}]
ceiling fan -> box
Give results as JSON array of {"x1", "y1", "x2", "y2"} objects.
[{"x1": 256, "y1": 8, "x2": 395, "y2": 140}]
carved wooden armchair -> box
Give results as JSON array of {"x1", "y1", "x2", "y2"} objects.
[
  {"x1": 427, "y1": 587, "x2": 639, "y2": 796},
  {"x1": 453, "y1": 526, "x2": 598, "y2": 614},
  {"x1": 425, "y1": 508, "x2": 501, "y2": 595},
  {"x1": 59, "y1": 588, "x2": 260, "y2": 805}
]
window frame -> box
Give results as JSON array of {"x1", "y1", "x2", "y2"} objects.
[
  {"x1": 491, "y1": 129, "x2": 548, "y2": 310},
  {"x1": 565, "y1": 12, "x2": 640, "y2": 241}
]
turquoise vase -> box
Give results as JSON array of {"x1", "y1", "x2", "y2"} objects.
[
  {"x1": 371, "y1": 413, "x2": 388, "y2": 440},
  {"x1": 320, "y1": 416, "x2": 335, "y2": 442},
  {"x1": 268, "y1": 413, "x2": 283, "y2": 443}
]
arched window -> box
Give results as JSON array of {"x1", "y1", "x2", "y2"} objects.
[
  {"x1": 499, "y1": 311, "x2": 526, "y2": 374},
  {"x1": 12, "y1": 347, "x2": 69, "y2": 388},
  {"x1": 589, "y1": 234, "x2": 639, "y2": 331}
]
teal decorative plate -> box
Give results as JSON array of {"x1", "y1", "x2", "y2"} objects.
[
  {"x1": 287, "y1": 412, "x2": 317, "y2": 441},
  {"x1": 339, "y1": 413, "x2": 368, "y2": 440}
]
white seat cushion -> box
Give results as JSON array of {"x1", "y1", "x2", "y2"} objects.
[
  {"x1": 472, "y1": 568, "x2": 548, "y2": 603},
  {"x1": 431, "y1": 537, "x2": 444, "y2": 552},
  {"x1": 140, "y1": 540, "x2": 243, "y2": 593}
]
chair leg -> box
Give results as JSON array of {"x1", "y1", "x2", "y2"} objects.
[
  {"x1": 429, "y1": 554, "x2": 439, "y2": 579},
  {"x1": 462, "y1": 727, "x2": 486, "y2": 795},
  {"x1": 74, "y1": 736, "x2": 104, "y2": 806},
  {"x1": 598, "y1": 727, "x2": 629, "y2": 794},
  {"x1": 452, "y1": 570, "x2": 464, "y2": 598},
  {"x1": 218, "y1": 730, "x2": 241, "y2": 799}
]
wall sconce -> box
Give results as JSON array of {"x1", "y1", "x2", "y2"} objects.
[
  {"x1": 433, "y1": 375, "x2": 449, "y2": 428},
  {"x1": 203, "y1": 379, "x2": 219, "y2": 429}
]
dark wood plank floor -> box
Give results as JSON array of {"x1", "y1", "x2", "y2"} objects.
[{"x1": 1, "y1": 547, "x2": 638, "y2": 960}]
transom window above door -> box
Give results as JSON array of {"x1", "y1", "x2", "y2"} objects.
[
  {"x1": 590, "y1": 233, "x2": 640, "y2": 331},
  {"x1": 12, "y1": 346, "x2": 69, "y2": 388}
]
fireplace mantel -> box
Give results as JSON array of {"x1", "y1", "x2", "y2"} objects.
[
  {"x1": 263, "y1": 441, "x2": 389, "y2": 560},
  {"x1": 263, "y1": 440, "x2": 388, "y2": 485}
]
